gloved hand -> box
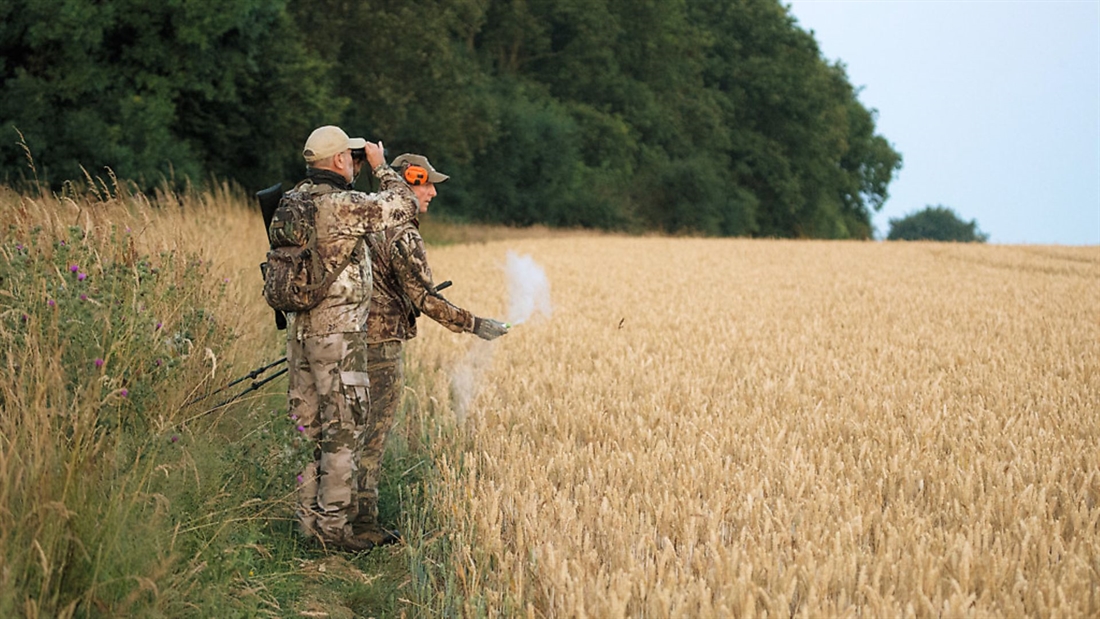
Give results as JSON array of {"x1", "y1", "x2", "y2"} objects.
[{"x1": 473, "y1": 317, "x2": 509, "y2": 341}]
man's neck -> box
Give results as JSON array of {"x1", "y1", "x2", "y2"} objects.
[{"x1": 306, "y1": 168, "x2": 351, "y2": 190}]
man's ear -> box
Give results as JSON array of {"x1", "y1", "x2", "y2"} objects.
[{"x1": 339, "y1": 151, "x2": 354, "y2": 172}]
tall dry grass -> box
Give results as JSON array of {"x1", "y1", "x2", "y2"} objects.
[
  {"x1": 402, "y1": 237, "x2": 1100, "y2": 616},
  {"x1": 0, "y1": 178, "x2": 284, "y2": 615}
]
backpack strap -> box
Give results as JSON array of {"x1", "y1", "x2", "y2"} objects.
[{"x1": 299, "y1": 246, "x2": 358, "y2": 296}]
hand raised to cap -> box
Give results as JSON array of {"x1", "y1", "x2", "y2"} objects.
[{"x1": 364, "y1": 141, "x2": 386, "y2": 170}]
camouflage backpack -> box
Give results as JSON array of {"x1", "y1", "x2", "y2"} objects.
[{"x1": 261, "y1": 183, "x2": 354, "y2": 313}]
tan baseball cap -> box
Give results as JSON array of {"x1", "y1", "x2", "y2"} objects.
[
  {"x1": 391, "y1": 153, "x2": 449, "y2": 183},
  {"x1": 302, "y1": 125, "x2": 367, "y2": 162}
]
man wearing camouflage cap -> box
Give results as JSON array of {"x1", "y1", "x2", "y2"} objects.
[
  {"x1": 283, "y1": 126, "x2": 418, "y2": 552},
  {"x1": 353, "y1": 153, "x2": 508, "y2": 540}
]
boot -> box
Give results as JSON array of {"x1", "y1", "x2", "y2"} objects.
[
  {"x1": 351, "y1": 520, "x2": 402, "y2": 546},
  {"x1": 318, "y1": 526, "x2": 377, "y2": 553}
]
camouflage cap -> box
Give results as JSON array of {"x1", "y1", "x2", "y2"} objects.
[
  {"x1": 391, "y1": 153, "x2": 449, "y2": 183},
  {"x1": 303, "y1": 126, "x2": 368, "y2": 162}
]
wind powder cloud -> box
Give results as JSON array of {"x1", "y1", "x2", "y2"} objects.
[
  {"x1": 505, "y1": 251, "x2": 552, "y2": 326},
  {"x1": 450, "y1": 251, "x2": 552, "y2": 423}
]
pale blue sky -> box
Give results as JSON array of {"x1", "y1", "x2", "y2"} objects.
[{"x1": 786, "y1": 0, "x2": 1100, "y2": 245}]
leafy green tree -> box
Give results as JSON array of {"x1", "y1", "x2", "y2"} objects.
[
  {"x1": 285, "y1": 0, "x2": 503, "y2": 212},
  {"x1": 448, "y1": 0, "x2": 900, "y2": 237},
  {"x1": 887, "y1": 205, "x2": 989, "y2": 242},
  {"x1": 444, "y1": 86, "x2": 623, "y2": 229},
  {"x1": 691, "y1": 0, "x2": 903, "y2": 238},
  {"x1": 0, "y1": 0, "x2": 332, "y2": 191}
]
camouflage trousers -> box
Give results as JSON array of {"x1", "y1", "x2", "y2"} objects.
[
  {"x1": 287, "y1": 331, "x2": 370, "y2": 541},
  {"x1": 355, "y1": 341, "x2": 404, "y2": 526}
]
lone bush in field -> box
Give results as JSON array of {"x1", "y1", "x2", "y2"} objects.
[{"x1": 887, "y1": 204, "x2": 989, "y2": 242}]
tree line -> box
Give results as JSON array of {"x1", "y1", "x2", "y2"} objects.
[{"x1": 1, "y1": 0, "x2": 902, "y2": 239}]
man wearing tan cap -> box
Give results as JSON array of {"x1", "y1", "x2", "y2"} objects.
[
  {"x1": 353, "y1": 153, "x2": 509, "y2": 541},
  {"x1": 282, "y1": 125, "x2": 418, "y2": 552}
]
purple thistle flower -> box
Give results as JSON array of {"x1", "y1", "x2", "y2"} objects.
[
  {"x1": 59, "y1": 240, "x2": 65, "y2": 246},
  {"x1": 154, "y1": 358, "x2": 162, "y2": 367},
  {"x1": 297, "y1": 475, "x2": 303, "y2": 484},
  {"x1": 70, "y1": 264, "x2": 79, "y2": 273},
  {"x1": 296, "y1": 425, "x2": 305, "y2": 433},
  {"x1": 21, "y1": 314, "x2": 27, "y2": 322},
  {"x1": 155, "y1": 321, "x2": 162, "y2": 330},
  {"x1": 94, "y1": 358, "x2": 104, "y2": 368},
  {"x1": 80, "y1": 294, "x2": 87, "y2": 301},
  {"x1": 120, "y1": 389, "x2": 128, "y2": 397},
  {"x1": 77, "y1": 272, "x2": 86, "y2": 281},
  {"x1": 290, "y1": 414, "x2": 298, "y2": 421},
  {"x1": 47, "y1": 299, "x2": 55, "y2": 307},
  {"x1": 170, "y1": 435, "x2": 179, "y2": 443},
  {"x1": 15, "y1": 244, "x2": 22, "y2": 251}
]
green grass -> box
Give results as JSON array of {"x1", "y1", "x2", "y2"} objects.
[{"x1": 125, "y1": 394, "x2": 433, "y2": 617}]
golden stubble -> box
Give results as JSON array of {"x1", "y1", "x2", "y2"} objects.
[{"x1": 406, "y1": 237, "x2": 1100, "y2": 617}]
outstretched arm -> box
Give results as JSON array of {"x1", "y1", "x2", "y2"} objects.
[{"x1": 391, "y1": 230, "x2": 477, "y2": 335}]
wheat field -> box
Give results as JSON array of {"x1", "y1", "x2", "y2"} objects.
[
  {"x1": 51, "y1": 190, "x2": 1091, "y2": 616},
  {"x1": 399, "y1": 237, "x2": 1099, "y2": 617},
  {"x1": 18, "y1": 185, "x2": 1090, "y2": 616}
]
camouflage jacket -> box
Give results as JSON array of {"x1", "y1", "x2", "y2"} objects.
[
  {"x1": 288, "y1": 166, "x2": 418, "y2": 339},
  {"x1": 364, "y1": 221, "x2": 476, "y2": 343}
]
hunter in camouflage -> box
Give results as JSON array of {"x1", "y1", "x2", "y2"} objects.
[
  {"x1": 355, "y1": 153, "x2": 509, "y2": 538},
  {"x1": 283, "y1": 126, "x2": 418, "y2": 552}
]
